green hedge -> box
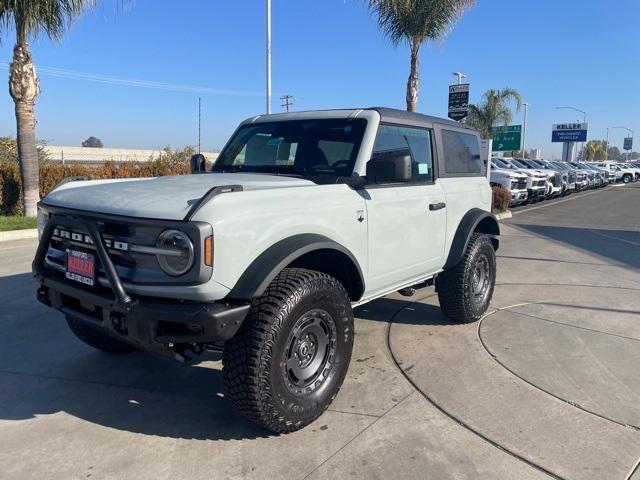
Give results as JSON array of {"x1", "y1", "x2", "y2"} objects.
[{"x1": 0, "y1": 140, "x2": 196, "y2": 215}]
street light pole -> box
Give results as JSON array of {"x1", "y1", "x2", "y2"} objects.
[
  {"x1": 612, "y1": 126, "x2": 635, "y2": 160},
  {"x1": 452, "y1": 71, "x2": 466, "y2": 85},
  {"x1": 521, "y1": 102, "x2": 529, "y2": 159},
  {"x1": 266, "y1": 0, "x2": 272, "y2": 115}
]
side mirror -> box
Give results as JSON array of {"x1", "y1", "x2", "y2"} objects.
[
  {"x1": 190, "y1": 154, "x2": 207, "y2": 174},
  {"x1": 366, "y1": 150, "x2": 412, "y2": 184}
]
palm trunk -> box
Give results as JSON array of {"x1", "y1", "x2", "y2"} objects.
[
  {"x1": 405, "y1": 42, "x2": 420, "y2": 112},
  {"x1": 9, "y1": 37, "x2": 41, "y2": 218}
]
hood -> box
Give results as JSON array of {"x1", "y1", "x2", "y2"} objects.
[
  {"x1": 42, "y1": 173, "x2": 315, "y2": 220},
  {"x1": 513, "y1": 168, "x2": 545, "y2": 178},
  {"x1": 491, "y1": 167, "x2": 525, "y2": 178}
]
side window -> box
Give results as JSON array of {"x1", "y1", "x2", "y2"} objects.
[
  {"x1": 371, "y1": 124, "x2": 433, "y2": 182},
  {"x1": 441, "y1": 129, "x2": 483, "y2": 175}
]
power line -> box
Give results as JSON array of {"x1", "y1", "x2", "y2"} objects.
[
  {"x1": 280, "y1": 94, "x2": 294, "y2": 112},
  {"x1": 0, "y1": 62, "x2": 262, "y2": 97}
]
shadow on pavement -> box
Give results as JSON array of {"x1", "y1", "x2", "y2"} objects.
[
  {"x1": 355, "y1": 296, "x2": 455, "y2": 327},
  {"x1": 0, "y1": 273, "x2": 271, "y2": 441},
  {"x1": 510, "y1": 224, "x2": 640, "y2": 269}
]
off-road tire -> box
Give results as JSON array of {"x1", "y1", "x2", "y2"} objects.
[
  {"x1": 223, "y1": 268, "x2": 354, "y2": 434},
  {"x1": 66, "y1": 316, "x2": 137, "y2": 354},
  {"x1": 437, "y1": 233, "x2": 496, "y2": 324}
]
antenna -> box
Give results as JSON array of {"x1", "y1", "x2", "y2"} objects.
[{"x1": 198, "y1": 97, "x2": 201, "y2": 154}]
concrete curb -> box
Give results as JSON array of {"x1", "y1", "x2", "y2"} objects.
[
  {"x1": 0, "y1": 228, "x2": 38, "y2": 242},
  {"x1": 494, "y1": 210, "x2": 512, "y2": 221}
]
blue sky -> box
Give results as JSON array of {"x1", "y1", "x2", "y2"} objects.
[{"x1": 1, "y1": 0, "x2": 638, "y2": 159}]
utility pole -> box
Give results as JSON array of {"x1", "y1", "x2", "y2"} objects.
[
  {"x1": 266, "y1": 0, "x2": 272, "y2": 114},
  {"x1": 198, "y1": 97, "x2": 201, "y2": 154},
  {"x1": 280, "y1": 94, "x2": 294, "y2": 113},
  {"x1": 521, "y1": 102, "x2": 529, "y2": 159}
]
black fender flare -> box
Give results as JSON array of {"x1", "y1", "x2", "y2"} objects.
[
  {"x1": 227, "y1": 234, "x2": 365, "y2": 300},
  {"x1": 444, "y1": 209, "x2": 500, "y2": 269}
]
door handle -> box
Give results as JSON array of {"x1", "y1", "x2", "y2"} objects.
[{"x1": 429, "y1": 202, "x2": 446, "y2": 211}]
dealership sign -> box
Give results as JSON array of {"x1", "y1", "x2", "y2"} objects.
[
  {"x1": 552, "y1": 123, "x2": 588, "y2": 143},
  {"x1": 448, "y1": 84, "x2": 469, "y2": 121},
  {"x1": 624, "y1": 137, "x2": 633, "y2": 151}
]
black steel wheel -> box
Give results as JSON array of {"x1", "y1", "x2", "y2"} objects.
[
  {"x1": 283, "y1": 308, "x2": 337, "y2": 395},
  {"x1": 437, "y1": 233, "x2": 496, "y2": 324},
  {"x1": 223, "y1": 268, "x2": 353, "y2": 433}
]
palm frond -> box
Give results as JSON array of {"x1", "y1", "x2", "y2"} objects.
[
  {"x1": 0, "y1": 0, "x2": 94, "y2": 42},
  {"x1": 466, "y1": 87, "x2": 523, "y2": 138},
  {"x1": 365, "y1": 0, "x2": 475, "y2": 47}
]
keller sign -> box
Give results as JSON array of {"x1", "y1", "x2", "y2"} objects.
[{"x1": 552, "y1": 123, "x2": 588, "y2": 143}]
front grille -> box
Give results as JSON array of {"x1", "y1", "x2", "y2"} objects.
[
  {"x1": 38, "y1": 205, "x2": 212, "y2": 287},
  {"x1": 553, "y1": 173, "x2": 562, "y2": 187},
  {"x1": 516, "y1": 178, "x2": 527, "y2": 189},
  {"x1": 536, "y1": 179, "x2": 546, "y2": 187}
]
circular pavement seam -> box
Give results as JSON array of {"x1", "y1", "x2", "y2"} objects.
[
  {"x1": 477, "y1": 300, "x2": 640, "y2": 432},
  {"x1": 384, "y1": 298, "x2": 563, "y2": 480}
]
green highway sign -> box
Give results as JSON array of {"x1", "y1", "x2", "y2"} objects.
[{"x1": 490, "y1": 125, "x2": 522, "y2": 151}]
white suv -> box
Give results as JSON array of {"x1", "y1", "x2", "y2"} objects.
[{"x1": 33, "y1": 108, "x2": 499, "y2": 433}]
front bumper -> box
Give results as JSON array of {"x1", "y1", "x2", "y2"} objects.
[
  {"x1": 33, "y1": 214, "x2": 250, "y2": 361},
  {"x1": 509, "y1": 189, "x2": 528, "y2": 205},
  {"x1": 36, "y1": 277, "x2": 249, "y2": 360}
]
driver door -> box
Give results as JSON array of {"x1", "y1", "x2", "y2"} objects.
[{"x1": 364, "y1": 124, "x2": 447, "y2": 296}]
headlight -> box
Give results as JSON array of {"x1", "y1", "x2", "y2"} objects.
[
  {"x1": 156, "y1": 229, "x2": 194, "y2": 276},
  {"x1": 36, "y1": 207, "x2": 48, "y2": 239}
]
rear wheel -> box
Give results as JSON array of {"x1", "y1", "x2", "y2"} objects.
[
  {"x1": 437, "y1": 233, "x2": 496, "y2": 324},
  {"x1": 223, "y1": 268, "x2": 354, "y2": 433},
  {"x1": 623, "y1": 174, "x2": 632, "y2": 184},
  {"x1": 66, "y1": 316, "x2": 137, "y2": 354}
]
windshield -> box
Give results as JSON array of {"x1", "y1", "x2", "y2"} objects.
[
  {"x1": 212, "y1": 118, "x2": 367, "y2": 178},
  {"x1": 521, "y1": 159, "x2": 541, "y2": 169},
  {"x1": 510, "y1": 158, "x2": 529, "y2": 169},
  {"x1": 492, "y1": 158, "x2": 513, "y2": 169}
]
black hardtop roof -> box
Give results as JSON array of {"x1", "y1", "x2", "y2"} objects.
[{"x1": 369, "y1": 107, "x2": 477, "y2": 131}]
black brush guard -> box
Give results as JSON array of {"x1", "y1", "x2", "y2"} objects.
[{"x1": 33, "y1": 214, "x2": 249, "y2": 361}]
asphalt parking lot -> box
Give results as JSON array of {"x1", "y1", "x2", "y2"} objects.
[{"x1": 1, "y1": 183, "x2": 639, "y2": 480}]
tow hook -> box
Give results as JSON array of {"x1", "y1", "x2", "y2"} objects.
[{"x1": 111, "y1": 314, "x2": 128, "y2": 336}]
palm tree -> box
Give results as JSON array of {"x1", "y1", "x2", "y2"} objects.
[
  {"x1": 364, "y1": 0, "x2": 474, "y2": 112},
  {"x1": 1, "y1": 0, "x2": 93, "y2": 217},
  {"x1": 585, "y1": 141, "x2": 608, "y2": 161},
  {"x1": 466, "y1": 88, "x2": 523, "y2": 139}
]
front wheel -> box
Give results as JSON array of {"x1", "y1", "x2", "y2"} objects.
[
  {"x1": 623, "y1": 174, "x2": 632, "y2": 184},
  {"x1": 223, "y1": 268, "x2": 354, "y2": 433},
  {"x1": 437, "y1": 233, "x2": 496, "y2": 324}
]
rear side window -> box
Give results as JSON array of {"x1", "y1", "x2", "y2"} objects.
[
  {"x1": 371, "y1": 124, "x2": 433, "y2": 182},
  {"x1": 441, "y1": 129, "x2": 483, "y2": 175}
]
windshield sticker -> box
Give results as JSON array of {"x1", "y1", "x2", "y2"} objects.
[
  {"x1": 418, "y1": 163, "x2": 429, "y2": 174},
  {"x1": 267, "y1": 137, "x2": 283, "y2": 146}
]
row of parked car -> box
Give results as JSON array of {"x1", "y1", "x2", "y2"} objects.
[{"x1": 490, "y1": 157, "x2": 640, "y2": 206}]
